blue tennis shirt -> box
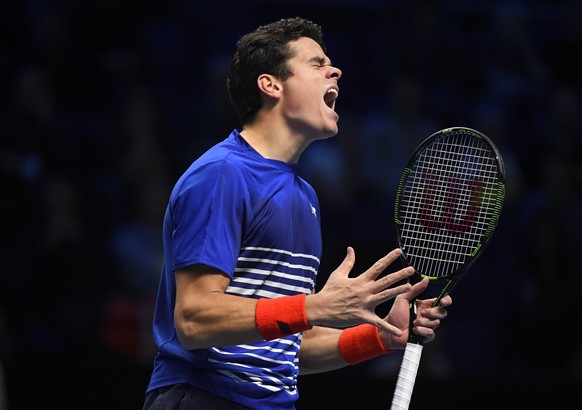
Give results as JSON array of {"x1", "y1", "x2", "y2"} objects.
[{"x1": 145, "y1": 129, "x2": 322, "y2": 409}]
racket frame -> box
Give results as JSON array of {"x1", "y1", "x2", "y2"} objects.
[
  {"x1": 393, "y1": 126, "x2": 505, "y2": 307},
  {"x1": 389, "y1": 126, "x2": 505, "y2": 410}
]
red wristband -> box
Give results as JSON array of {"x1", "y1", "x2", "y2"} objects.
[
  {"x1": 338, "y1": 324, "x2": 393, "y2": 365},
  {"x1": 255, "y1": 294, "x2": 312, "y2": 340}
]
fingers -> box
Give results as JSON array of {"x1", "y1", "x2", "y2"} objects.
[
  {"x1": 395, "y1": 277, "x2": 429, "y2": 304},
  {"x1": 363, "y1": 248, "x2": 415, "y2": 305},
  {"x1": 413, "y1": 327, "x2": 436, "y2": 343},
  {"x1": 370, "y1": 268, "x2": 413, "y2": 295},
  {"x1": 360, "y1": 248, "x2": 404, "y2": 281},
  {"x1": 317, "y1": 247, "x2": 428, "y2": 332},
  {"x1": 373, "y1": 282, "x2": 413, "y2": 305},
  {"x1": 373, "y1": 318, "x2": 404, "y2": 338},
  {"x1": 438, "y1": 295, "x2": 453, "y2": 308},
  {"x1": 413, "y1": 293, "x2": 450, "y2": 324},
  {"x1": 411, "y1": 294, "x2": 452, "y2": 343},
  {"x1": 411, "y1": 308, "x2": 443, "y2": 341},
  {"x1": 417, "y1": 294, "x2": 453, "y2": 313}
]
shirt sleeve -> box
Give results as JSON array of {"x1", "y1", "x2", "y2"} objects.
[{"x1": 169, "y1": 158, "x2": 247, "y2": 278}]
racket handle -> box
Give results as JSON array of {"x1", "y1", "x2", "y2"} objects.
[{"x1": 390, "y1": 342, "x2": 423, "y2": 410}]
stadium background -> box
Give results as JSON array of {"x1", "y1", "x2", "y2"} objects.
[{"x1": 1, "y1": 0, "x2": 580, "y2": 408}]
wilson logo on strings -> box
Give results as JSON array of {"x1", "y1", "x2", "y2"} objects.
[{"x1": 418, "y1": 172, "x2": 484, "y2": 235}]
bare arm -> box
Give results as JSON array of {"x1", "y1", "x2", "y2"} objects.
[
  {"x1": 175, "y1": 248, "x2": 416, "y2": 350},
  {"x1": 174, "y1": 265, "x2": 262, "y2": 349},
  {"x1": 298, "y1": 326, "x2": 345, "y2": 375}
]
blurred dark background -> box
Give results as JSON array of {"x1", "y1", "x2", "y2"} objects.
[{"x1": 1, "y1": 0, "x2": 581, "y2": 408}]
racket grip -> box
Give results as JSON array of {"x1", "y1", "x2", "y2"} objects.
[{"x1": 390, "y1": 342, "x2": 423, "y2": 410}]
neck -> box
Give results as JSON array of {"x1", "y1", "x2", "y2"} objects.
[{"x1": 240, "y1": 123, "x2": 308, "y2": 164}]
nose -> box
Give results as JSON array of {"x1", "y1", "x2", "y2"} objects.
[{"x1": 329, "y1": 66, "x2": 342, "y2": 80}]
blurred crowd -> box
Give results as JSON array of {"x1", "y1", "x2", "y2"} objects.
[{"x1": 1, "y1": 0, "x2": 581, "y2": 408}]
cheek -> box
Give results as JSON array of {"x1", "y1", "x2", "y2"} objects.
[
  {"x1": 285, "y1": 95, "x2": 316, "y2": 118},
  {"x1": 282, "y1": 81, "x2": 323, "y2": 118}
]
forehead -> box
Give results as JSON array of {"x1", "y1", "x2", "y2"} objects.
[{"x1": 288, "y1": 37, "x2": 330, "y2": 64}]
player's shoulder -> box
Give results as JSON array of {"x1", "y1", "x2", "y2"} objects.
[
  {"x1": 201, "y1": 130, "x2": 255, "y2": 163},
  {"x1": 177, "y1": 134, "x2": 251, "y2": 184},
  {"x1": 182, "y1": 132, "x2": 244, "y2": 170}
]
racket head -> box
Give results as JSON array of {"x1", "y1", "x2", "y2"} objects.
[{"x1": 393, "y1": 127, "x2": 505, "y2": 288}]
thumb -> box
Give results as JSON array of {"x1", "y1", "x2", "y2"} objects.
[
  {"x1": 398, "y1": 277, "x2": 429, "y2": 303},
  {"x1": 328, "y1": 246, "x2": 356, "y2": 280}
]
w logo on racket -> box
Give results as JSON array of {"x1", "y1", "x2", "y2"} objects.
[{"x1": 418, "y1": 172, "x2": 484, "y2": 235}]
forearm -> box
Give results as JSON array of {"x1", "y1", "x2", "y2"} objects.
[
  {"x1": 298, "y1": 326, "x2": 346, "y2": 375},
  {"x1": 175, "y1": 291, "x2": 262, "y2": 349},
  {"x1": 299, "y1": 324, "x2": 393, "y2": 375},
  {"x1": 176, "y1": 287, "x2": 312, "y2": 350}
]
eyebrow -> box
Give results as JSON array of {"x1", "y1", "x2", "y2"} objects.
[{"x1": 308, "y1": 55, "x2": 332, "y2": 66}]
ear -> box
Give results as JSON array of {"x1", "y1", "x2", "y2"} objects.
[{"x1": 257, "y1": 74, "x2": 282, "y2": 99}]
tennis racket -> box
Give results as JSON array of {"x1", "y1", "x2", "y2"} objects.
[{"x1": 389, "y1": 127, "x2": 505, "y2": 410}]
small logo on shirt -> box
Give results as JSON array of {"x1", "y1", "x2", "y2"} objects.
[{"x1": 310, "y1": 204, "x2": 317, "y2": 217}]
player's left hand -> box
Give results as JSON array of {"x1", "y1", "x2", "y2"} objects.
[{"x1": 379, "y1": 278, "x2": 452, "y2": 350}]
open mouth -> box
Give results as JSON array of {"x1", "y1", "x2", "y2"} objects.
[{"x1": 324, "y1": 88, "x2": 338, "y2": 110}]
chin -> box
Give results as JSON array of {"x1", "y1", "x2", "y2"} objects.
[
  {"x1": 327, "y1": 121, "x2": 339, "y2": 137},
  {"x1": 318, "y1": 129, "x2": 338, "y2": 140}
]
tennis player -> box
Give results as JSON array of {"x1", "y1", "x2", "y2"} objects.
[{"x1": 142, "y1": 17, "x2": 452, "y2": 410}]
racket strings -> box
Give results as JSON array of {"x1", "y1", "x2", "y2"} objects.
[{"x1": 398, "y1": 131, "x2": 502, "y2": 278}]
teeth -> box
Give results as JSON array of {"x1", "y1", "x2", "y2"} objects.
[{"x1": 324, "y1": 88, "x2": 338, "y2": 109}]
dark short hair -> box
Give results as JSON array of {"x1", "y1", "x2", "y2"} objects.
[{"x1": 227, "y1": 17, "x2": 326, "y2": 126}]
